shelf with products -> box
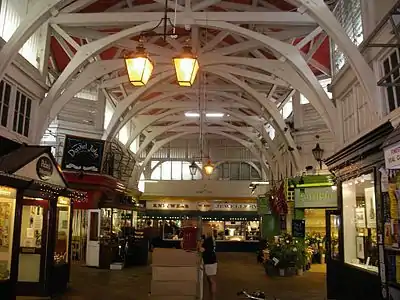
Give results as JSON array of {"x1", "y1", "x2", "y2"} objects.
[{"x1": 383, "y1": 169, "x2": 400, "y2": 289}]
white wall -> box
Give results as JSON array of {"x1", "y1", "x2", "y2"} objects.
[
  {"x1": 143, "y1": 180, "x2": 267, "y2": 198},
  {"x1": 0, "y1": 39, "x2": 47, "y2": 144}
]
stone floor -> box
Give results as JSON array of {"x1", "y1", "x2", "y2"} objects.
[{"x1": 55, "y1": 252, "x2": 326, "y2": 300}]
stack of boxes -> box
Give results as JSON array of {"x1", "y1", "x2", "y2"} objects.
[{"x1": 150, "y1": 248, "x2": 203, "y2": 300}]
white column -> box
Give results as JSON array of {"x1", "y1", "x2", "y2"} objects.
[
  {"x1": 292, "y1": 91, "x2": 303, "y2": 129},
  {"x1": 95, "y1": 88, "x2": 106, "y2": 132}
]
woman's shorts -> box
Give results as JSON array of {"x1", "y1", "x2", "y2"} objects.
[{"x1": 204, "y1": 263, "x2": 218, "y2": 276}]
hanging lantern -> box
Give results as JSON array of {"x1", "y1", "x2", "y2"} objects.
[
  {"x1": 203, "y1": 160, "x2": 214, "y2": 176},
  {"x1": 124, "y1": 43, "x2": 154, "y2": 86},
  {"x1": 173, "y1": 45, "x2": 199, "y2": 87},
  {"x1": 312, "y1": 135, "x2": 324, "y2": 169},
  {"x1": 189, "y1": 161, "x2": 198, "y2": 176}
]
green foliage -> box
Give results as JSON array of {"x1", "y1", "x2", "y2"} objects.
[{"x1": 267, "y1": 233, "x2": 308, "y2": 269}]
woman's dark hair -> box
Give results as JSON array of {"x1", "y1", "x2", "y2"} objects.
[{"x1": 147, "y1": 221, "x2": 152, "y2": 226}]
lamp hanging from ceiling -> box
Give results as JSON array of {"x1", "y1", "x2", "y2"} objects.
[
  {"x1": 124, "y1": 0, "x2": 199, "y2": 87},
  {"x1": 173, "y1": 43, "x2": 199, "y2": 87},
  {"x1": 312, "y1": 135, "x2": 324, "y2": 170},
  {"x1": 203, "y1": 160, "x2": 214, "y2": 176},
  {"x1": 189, "y1": 161, "x2": 198, "y2": 176},
  {"x1": 124, "y1": 42, "x2": 154, "y2": 87}
]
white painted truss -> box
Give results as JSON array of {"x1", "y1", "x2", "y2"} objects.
[{"x1": 0, "y1": 0, "x2": 382, "y2": 182}]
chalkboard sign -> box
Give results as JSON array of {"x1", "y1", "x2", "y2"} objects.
[
  {"x1": 292, "y1": 220, "x2": 305, "y2": 238},
  {"x1": 61, "y1": 135, "x2": 105, "y2": 172}
]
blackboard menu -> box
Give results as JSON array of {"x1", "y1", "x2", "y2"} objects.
[
  {"x1": 292, "y1": 220, "x2": 305, "y2": 238},
  {"x1": 61, "y1": 135, "x2": 105, "y2": 172}
]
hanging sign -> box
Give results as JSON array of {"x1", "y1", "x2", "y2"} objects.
[
  {"x1": 294, "y1": 187, "x2": 337, "y2": 208},
  {"x1": 145, "y1": 201, "x2": 257, "y2": 211},
  {"x1": 146, "y1": 201, "x2": 198, "y2": 210},
  {"x1": 61, "y1": 136, "x2": 105, "y2": 172},
  {"x1": 36, "y1": 156, "x2": 53, "y2": 181},
  {"x1": 212, "y1": 203, "x2": 257, "y2": 211},
  {"x1": 384, "y1": 142, "x2": 400, "y2": 169}
]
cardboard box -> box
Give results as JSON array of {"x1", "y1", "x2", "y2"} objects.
[{"x1": 152, "y1": 248, "x2": 201, "y2": 266}]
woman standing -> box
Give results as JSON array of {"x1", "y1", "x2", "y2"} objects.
[{"x1": 199, "y1": 225, "x2": 217, "y2": 300}]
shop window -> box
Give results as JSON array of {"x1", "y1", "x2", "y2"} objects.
[
  {"x1": 0, "y1": 186, "x2": 16, "y2": 280},
  {"x1": 54, "y1": 197, "x2": 71, "y2": 265},
  {"x1": 382, "y1": 49, "x2": 400, "y2": 113},
  {"x1": 12, "y1": 90, "x2": 32, "y2": 137},
  {"x1": 342, "y1": 173, "x2": 378, "y2": 273},
  {"x1": 18, "y1": 202, "x2": 45, "y2": 282},
  {"x1": 0, "y1": 81, "x2": 11, "y2": 127}
]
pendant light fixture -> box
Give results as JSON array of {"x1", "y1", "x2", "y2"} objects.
[
  {"x1": 173, "y1": 43, "x2": 199, "y2": 87},
  {"x1": 124, "y1": 41, "x2": 154, "y2": 87},
  {"x1": 203, "y1": 160, "x2": 214, "y2": 176}
]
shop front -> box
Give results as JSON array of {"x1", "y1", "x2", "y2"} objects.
[
  {"x1": 0, "y1": 145, "x2": 85, "y2": 298},
  {"x1": 141, "y1": 200, "x2": 260, "y2": 252},
  {"x1": 61, "y1": 135, "x2": 138, "y2": 269},
  {"x1": 294, "y1": 184, "x2": 337, "y2": 264},
  {"x1": 64, "y1": 173, "x2": 138, "y2": 269},
  {"x1": 324, "y1": 122, "x2": 393, "y2": 300}
]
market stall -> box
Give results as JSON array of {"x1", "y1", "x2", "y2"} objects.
[
  {"x1": 140, "y1": 200, "x2": 260, "y2": 252},
  {"x1": 0, "y1": 145, "x2": 86, "y2": 298},
  {"x1": 61, "y1": 135, "x2": 137, "y2": 269}
]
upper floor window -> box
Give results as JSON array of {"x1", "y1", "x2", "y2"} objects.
[
  {"x1": 332, "y1": 0, "x2": 363, "y2": 74},
  {"x1": 0, "y1": 81, "x2": 11, "y2": 127},
  {"x1": 13, "y1": 90, "x2": 32, "y2": 137},
  {"x1": 382, "y1": 48, "x2": 400, "y2": 113}
]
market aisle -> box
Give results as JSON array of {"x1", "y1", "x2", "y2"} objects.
[{"x1": 57, "y1": 252, "x2": 326, "y2": 300}]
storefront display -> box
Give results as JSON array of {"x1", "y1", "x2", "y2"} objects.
[
  {"x1": 324, "y1": 121, "x2": 393, "y2": 300},
  {"x1": 0, "y1": 144, "x2": 85, "y2": 298},
  {"x1": 142, "y1": 199, "x2": 259, "y2": 252},
  {"x1": 342, "y1": 173, "x2": 378, "y2": 273},
  {"x1": 0, "y1": 186, "x2": 16, "y2": 281}
]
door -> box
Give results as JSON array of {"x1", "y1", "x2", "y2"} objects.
[
  {"x1": 86, "y1": 209, "x2": 100, "y2": 267},
  {"x1": 17, "y1": 199, "x2": 49, "y2": 293},
  {"x1": 325, "y1": 209, "x2": 341, "y2": 300}
]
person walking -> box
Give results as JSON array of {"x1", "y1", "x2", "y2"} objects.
[{"x1": 199, "y1": 225, "x2": 217, "y2": 300}]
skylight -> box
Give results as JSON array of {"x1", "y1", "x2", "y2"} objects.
[{"x1": 184, "y1": 112, "x2": 224, "y2": 118}]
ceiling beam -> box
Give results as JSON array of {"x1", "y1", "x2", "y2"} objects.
[{"x1": 50, "y1": 12, "x2": 316, "y2": 27}]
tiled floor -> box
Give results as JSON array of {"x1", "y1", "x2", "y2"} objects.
[{"x1": 54, "y1": 252, "x2": 326, "y2": 300}]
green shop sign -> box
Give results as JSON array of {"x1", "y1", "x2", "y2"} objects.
[{"x1": 294, "y1": 187, "x2": 337, "y2": 208}]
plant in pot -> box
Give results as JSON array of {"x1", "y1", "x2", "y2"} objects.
[{"x1": 293, "y1": 241, "x2": 307, "y2": 276}]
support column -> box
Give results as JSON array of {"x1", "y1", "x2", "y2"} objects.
[
  {"x1": 95, "y1": 88, "x2": 106, "y2": 132},
  {"x1": 261, "y1": 214, "x2": 280, "y2": 240},
  {"x1": 292, "y1": 91, "x2": 303, "y2": 129}
]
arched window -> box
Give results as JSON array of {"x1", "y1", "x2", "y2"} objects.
[
  {"x1": 150, "y1": 160, "x2": 202, "y2": 180},
  {"x1": 138, "y1": 173, "x2": 145, "y2": 192}
]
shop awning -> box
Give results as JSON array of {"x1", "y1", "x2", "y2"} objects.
[{"x1": 382, "y1": 124, "x2": 400, "y2": 169}]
